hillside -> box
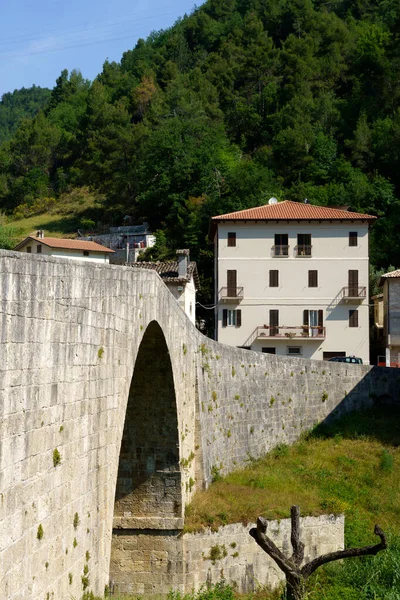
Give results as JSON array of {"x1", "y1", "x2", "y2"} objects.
[
  {"x1": 1, "y1": 0, "x2": 400, "y2": 303},
  {"x1": 0, "y1": 85, "x2": 51, "y2": 145}
]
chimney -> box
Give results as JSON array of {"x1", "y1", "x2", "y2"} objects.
[
  {"x1": 176, "y1": 249, "x2": 190, "y2": 278},
  {"x1": 36, "y1": 230, "x2": 44, "y2": 239}
]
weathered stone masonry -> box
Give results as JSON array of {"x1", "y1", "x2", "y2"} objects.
[{"x1": 0, "y1": 251, "x2": 397, "y2": 599}]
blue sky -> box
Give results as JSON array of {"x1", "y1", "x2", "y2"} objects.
[{"x1": 0, "y1": 0, "x2": 203, "y2": 97}]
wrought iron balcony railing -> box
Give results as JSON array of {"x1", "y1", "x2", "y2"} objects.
[
  {"x1": 272, "y1": 245, "x2": 290, "y2": 257},
  {"x1": 256, "y1": 325, "x2": 325, "y2": 339},
  {"x1": 340, "y1": 286, "x2": 366, "y2": 301},
  {"x1": 295, "y1": 245, "x2": 312, "y2": 257},
  {"x1": 219, "y1": 286, "x2": 244, "y2": 302}
]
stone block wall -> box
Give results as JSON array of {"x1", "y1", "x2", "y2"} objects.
[{"x1": 183, "y1": 515, "x2": 344, "y2": 593}]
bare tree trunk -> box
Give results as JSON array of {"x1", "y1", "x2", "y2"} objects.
[{"x1": 249, "y1": 505, "x2": 387, "y2": 600}]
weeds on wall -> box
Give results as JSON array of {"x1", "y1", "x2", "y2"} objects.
[{"x1": 52, "y1": 448, "x2": 61, "y2": 467}]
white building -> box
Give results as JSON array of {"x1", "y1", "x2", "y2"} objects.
[
  {"x1": 14, "y1": 232, "x2": 114, "y2": 263},
  {"x1": 211, "y1": 200, "x2": 376, "y2": 363},
  {"x1": 132, "y1": 250, "x2": 200, "y2": 324}
]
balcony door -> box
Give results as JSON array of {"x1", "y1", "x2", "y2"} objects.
[
  {"x1": 348, "y1": 270, "x2": 358, "y2": 297},
  {"x1": 274, "y1": 234, "x2": 288, "y2": 256},
  {"x1": 269, "y1": 309, "x2": 279, "y2": 336},
  {"x1": 309, "y1": 310, "x2": 319, "y2": 337},
  {"x1": 297, "y1": 234, "x2": 311, "y2": 256},
  {"x1": 227, "y1": 270, "x2": 237, "y2": 297},
  {"x1": 303, "y1": 309, "x2": 323, "y2": 337}
]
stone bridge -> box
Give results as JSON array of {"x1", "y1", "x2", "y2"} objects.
[{"x1": 0, "y1": 251, "x2": 397, "y2": 599}]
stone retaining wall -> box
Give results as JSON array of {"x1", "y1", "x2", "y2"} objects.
[{"x1": 183, "y1": 515, "x2": 344, "y2": 593}]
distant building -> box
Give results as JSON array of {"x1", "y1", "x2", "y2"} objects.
[
  {"x1": 211, "y1": 200, "x2": 376, "y2": 363},
  {"x1": 14, "y1": 231, "x2": 114, "y2": 263},
  {"x1": 377, "y1": 270, "x2": 400, "y2": 367},
  {"x1": 132, "y1": 250, "x2": 200, "y2": 324},
  {"x1": 79, "y1": 223, "x2": 156, "y2": 263}
]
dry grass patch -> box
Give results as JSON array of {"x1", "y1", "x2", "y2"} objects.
[{"x1": 7, "y1": 187, "x2": 105, "y2": 241}]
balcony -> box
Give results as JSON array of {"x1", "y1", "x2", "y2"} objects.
[
  {"x1": 219, "y1": 286, "x2": 244, "y2": 303},
  {"x1": 255, "y1": 325, "x2": 326, "y2": 340},
  {"x1": 340, "y1": 286, "x2": 366, "y2": 303},
  {"x1": 272, "y1": 245, "x2": 289, "y2": 257},
  {"x1": 295, "y1": 245, "x2": 312, "y2": 257}
]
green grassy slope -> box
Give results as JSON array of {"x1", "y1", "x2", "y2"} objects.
[{"x1": 186, "y1": 406, "x2": 400, "y2": 547}]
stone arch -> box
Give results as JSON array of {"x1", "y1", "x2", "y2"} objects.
[
  {"x1": 113, "y1": 320, "x2": 182, "y2": 526},
  {"x1": 110, "y1": 321, "x2": 184, "y2": 593}
]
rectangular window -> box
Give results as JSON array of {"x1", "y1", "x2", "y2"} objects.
[
  {"x1": 222, "y1": 309, "x2": 241, "y2": 327},
  {"x1": 26, "y1": 246, "x2": 32, "y2": 253},
  {"x1": 273, "y1": 234, "x2": 289, "y2": 256},
  {"x1": 262, "y1": 347, "x2": 276, "y2": 354},
  {"x1": 349, "y1": 232, "x2": 358, "y2": 247},
  {"x1": 83, "y1": 250, "x2": 89, "y2": 256},
  {"x1": 36, "y1": 245, "x2": 42, "y2": 254},
  {"x1": 308, "y1": 270, "x2": 318, "y2": 287},
  {"x1": 269, "y1": 309, "x2": 279, "y2": 336},
  {"x1": 349, "y1": 309, "x2": 359, "y2": 327},
  {"x1": 297, "y1": 234, "x2": 312, "y2": 256},
  {"x1": 227, "y1": 232, "x2": 236, "y2": 247},
  {"x1": 269, "y1": 270, "x2": 279, "y2": 287},
  {"x1": 287, "y1": 346, "x2": 302, "y2": 356},
  {"x1": 227, "y1": 270, "x2": 237, "y2": 296}
]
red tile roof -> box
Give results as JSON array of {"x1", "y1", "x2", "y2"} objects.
[
  {"x1": 380, "y1": 269, "x2": 400, "y2": 279},
  {"x1": 212, "y1": 200, "x2": 376, "y2": 222},
  {"x1": 14, "y1": 237, "x2": 114, "y2": 253}
]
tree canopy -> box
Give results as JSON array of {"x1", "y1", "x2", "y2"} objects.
[{"x1": 1, "y1": 0, "x2": 400, "y2": 305}]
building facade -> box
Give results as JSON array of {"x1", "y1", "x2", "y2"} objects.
[
  {"x1": 211, "y1": 201, "x2": 375, "y2": 363},
  {"x1": 14, "y1": 232, "x2": 114, "y2": 263},
  {"x1": 377, "y1": 270, "x2": 400, "y2": 367}
]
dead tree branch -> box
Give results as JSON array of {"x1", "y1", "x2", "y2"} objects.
[{"x1": 249, "y1": 505, "x2": 387, "y2": 600}]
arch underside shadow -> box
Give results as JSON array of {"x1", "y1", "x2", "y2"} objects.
[{"x1": 110, "y1": 321, "x2": 182, "y2": 593}]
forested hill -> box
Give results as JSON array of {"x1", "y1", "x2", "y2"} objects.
[
  {"x1": 0, "y1": 86, "x2": 51, "y2": 145},
  {"x1": 1, "y1": 0, "x2": 400, "y2": 294}
]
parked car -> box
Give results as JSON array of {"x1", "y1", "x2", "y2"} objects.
[{"x1": 328, "y1": 356, "x2": 363, "y2": 364}]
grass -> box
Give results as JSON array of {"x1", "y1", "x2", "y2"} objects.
[
  {"x1": 184, "y1": 406, "x2": 400, "y2": 547},
  {"x1": 5, "y1": 187, "x2": 105, "y2": 242}
]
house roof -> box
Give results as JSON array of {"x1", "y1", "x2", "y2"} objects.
[
  {"x1": 211, "y1": 200, "x2": 376, "y2": 224},
  {"x1": 132, "y1": 260, "x2": 200, "y2": 290},
  {"x1": 380, "y1": 269, "x2": 400, "y2": 279},
  {"x1": 14, "y1": 236, "x2": 115, "y2": 253},
  {"x1": 378, "y1": 269, "x2": 400, "y2": 286}
]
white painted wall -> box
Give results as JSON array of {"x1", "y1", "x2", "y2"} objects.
[
  {"x1": 19, "y1": 240, "x2": 110, "y2": 263},
  {"x1": 215, "y1": 221, "x2": 370, "y2": 363},
  {"x1": 166, "y1": 275, "x2": 197, "y2": 324}
]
